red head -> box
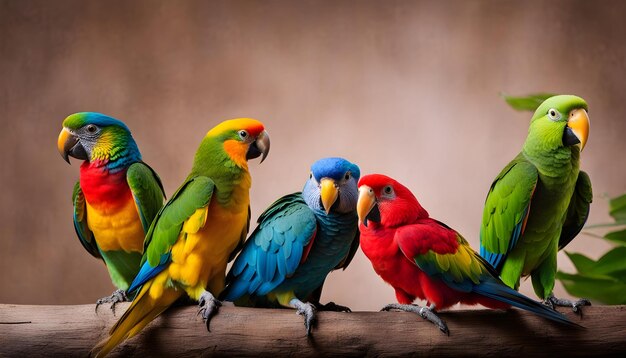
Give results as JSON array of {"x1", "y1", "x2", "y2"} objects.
[{"x1": 357, "y1": 174, "x2": 429, "y2": 228}]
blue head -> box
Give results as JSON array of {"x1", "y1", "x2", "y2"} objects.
[{"x1": 302, "y1": 157, "x2": 360, "y2": 214}]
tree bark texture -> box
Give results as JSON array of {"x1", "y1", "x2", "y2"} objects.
[{"x1": 0, "y1": 303, "x2": 624, "y2": 357}]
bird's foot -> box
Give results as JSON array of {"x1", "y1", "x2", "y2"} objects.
[
  {"x1": 543, "y1": 294, "x2": 591, "y2": 316},
  {"x1": 290, "y1": 299, "x2": 317, "y2": 336},
  {"x1": 95, "y1": 289, "x2": 128, "y2": 315},
  {"x1": 315, "y1": 301, "x2": 351, "y2": 312},
  {"x1": 381, "y1": 303, "x2": 449, "y2": 335},
  {"x1": 198, "y1": 291, "x2": 222, "y2": 332}
]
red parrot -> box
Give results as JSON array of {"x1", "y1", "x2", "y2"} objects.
[{"x1": 357, "y1": 174, "x2": 576, "y2": 334}]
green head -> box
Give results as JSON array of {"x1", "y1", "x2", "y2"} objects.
[
  {"x1": 58, "y1": 112, "x2": 141, "y2": 168},
  {"x1": 190, "y1": 117, "x2": 270, "y2": 177},
  {"x1": 525, "y1": 95, "x2": 590, "y2": 153}
]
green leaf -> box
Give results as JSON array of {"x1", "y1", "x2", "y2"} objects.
[
  {"x1": 589, "y1": 246, "x2": 626, "y2": 275},
  {"x1": 584, "y1": 221, "x2": 626, "y2": 229},
  {"x1": 564, "y1": 251, "x2": 596, "y2": 273},
  {"x1": 606, "y1": 269, "x2": 626, "y2": 283},
  {"x1": 609, "y1": 194, "x2": 626, "y2": 222},
  {"x1": 558, "y1": 191, "x2": 626, "y2": 305},
  {"x1": 556, "y1": 272, "x2": 626, "y2": 305},
  {"x1": 563, "y1": 251, "x2": 626, "y2": 281},
  {"x1": 605, "y1": 229, "x2": 626, "y2": 245},
  {"x1": 501, "y1": 93, "x2": 557, "y2": 112}
]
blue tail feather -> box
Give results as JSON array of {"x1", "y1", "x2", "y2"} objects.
[
  {"x1": 473, "y1": 279, "x2": 581, "y2": 328},
  {"x1": 127, "y1": 253, "x2": 170, "y2": 294}
]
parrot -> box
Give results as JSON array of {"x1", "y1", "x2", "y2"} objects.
[
  {"x1": 357, "y1": 174, "x2": 577, "y2": 335},
  {"x1": 479, "y1": 95, "x2": 592, "y2": 312},
  {"x1": 57, "y1": 112, "x2": 165, "y2": 311},
  {"x1": 220, "y1": 157, "x2": 361, "y2": 336},
  {"x1": 91, "y1": 118, "x2": 270, "y2": 357}
]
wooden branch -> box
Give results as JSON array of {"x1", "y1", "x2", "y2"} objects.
[{"x1": 1, "y1": 303, "x2": 624, "y2": 357}]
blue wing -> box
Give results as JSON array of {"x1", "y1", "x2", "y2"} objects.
[{"x1": 221, "y1": 193, "x2": 317, "y2": 301}]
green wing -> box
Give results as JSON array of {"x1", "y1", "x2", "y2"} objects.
[
  {"x1": 126, "y1": 162, "x2": 166, "y2": 233},
  {"x1": 397, "y1": 223, "x2": 485, "y2": 293},
  {"x1": 72, "y1": 181, "x2": 101, "y2": 259},
  {"x1": 142, "y1": 176, "x2": 215, "y2": 267},
  {"x1": 479, "y1": 154, "x2": 538, "y2": 271},
  {"x1": 558, "y1": 171, "x2": 592, "y2": 250},
  {"x1": 129, "y1": 176, "x2": 215, "y2": 292}
]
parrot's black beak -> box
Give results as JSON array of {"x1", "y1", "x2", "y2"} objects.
[
  {"x1": 562, "y1": 127, "x2": 579, "y2": 146},
  {"x1": 58, "y1": 128, "x2": 88, "y2": 164},
  {"x1": 357, "y1": 186, "x2": 380, "y2": 227},
  {"x1": 364, "y1": 203, "x2": 381, "y2": 227},
  {"x1": 246, "y1": 130, "x2": 270, "y2": 163}
]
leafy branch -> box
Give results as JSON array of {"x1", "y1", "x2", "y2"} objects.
[{"x1": 556, "y1": 194, "x2": 626, "y2": 305}]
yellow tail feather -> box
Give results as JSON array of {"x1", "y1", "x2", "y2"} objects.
[{"x1": 91, "y1": 282, "x2": 182, "y2": 357}]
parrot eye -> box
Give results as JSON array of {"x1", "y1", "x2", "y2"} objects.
[
  {"x1": 383, "y1": 186, "x2": 393, "y2": 195},
  {"x1": 547, "y1": 108, "x2": 561, "y2": 121},
  {"x1": 344, "y1": 172, "x2": 351, "y2": 181},
  {"x1": 309, "y1": 173, "x2": 313, "y2": 179},
  {"x1": 238, "y1": 130, "x2": 249, "y2": 140},
  {"x1": 86, "y1": 124, "x2": 98, "y2": 133}
]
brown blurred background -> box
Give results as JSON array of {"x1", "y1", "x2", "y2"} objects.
[{"x1": 1, "y1": 0, "x2": 625, "y2": 310}]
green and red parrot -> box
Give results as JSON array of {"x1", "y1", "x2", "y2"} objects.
[
  {"x1": 91, "y1": 118, "x2": 270, "y2": 357},
  {"x1": 479, "y1": 95, "x2": 592, "y2": 312},
  {"x1": 357, "y1": 174, "x2": 575, "y2": 334},
  {"x1": 220, "y1": 157, "x2": 360, "y2": 335},
  {"x1": 58, "y1": 112, "x2": 165, "y2": 310}
]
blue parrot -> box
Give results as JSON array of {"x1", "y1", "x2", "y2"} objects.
[{"x1": 220, "y1": 157, "x2": 360, "y2": 335}]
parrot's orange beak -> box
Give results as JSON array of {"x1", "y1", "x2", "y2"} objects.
[
  {"x1": 320, "y1": 178, "x2": 338, "y2": 214},
  {"x1": 564, "y1": 108, "x2": 590, "y2": 151},
  {"x1": 57, "y1": 128, "x2": 78, "y2": 164},
  {"x1": 357, "y1": 185, "x2": 379, "y2": 227}
]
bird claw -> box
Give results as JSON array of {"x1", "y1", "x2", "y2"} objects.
[
  {"x1": 544, "y1": 294, "x2": 591, "y2": 316},
  {"x1": 291, "y1": 299, "x2": 317, "y2": 336},
  {"x1": 419, "y1": 307, "x2": 449, "y2": 336},
  {"x1": 380, "y1": 303, "x2": 417, "y2": 312},
  {"x1": 316, "y1": 301, "x2": 351, "y2": 312},
  {"x1": 572, "y1": 298, "x2": 592, "y2": 314},
  {"x1": 198, "y1": 291, "x2": 222, "y2": 332},
  {"x1": 95, "y1": 289, "x2": 128, "y2": 315},
  {"x1": 381, "y1": 303, "x2": 449, "y2": 335}
]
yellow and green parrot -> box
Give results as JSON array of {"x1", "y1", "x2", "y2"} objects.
[
  {"x1": 91, "y1": 118, "x2": 270, "y2": 357},
  {"x1": 479, "y1": 95, "x2": 592, "y2": 312},
  {"x1": 58, "y1": 112, "x2": 165, "y2": 311}
]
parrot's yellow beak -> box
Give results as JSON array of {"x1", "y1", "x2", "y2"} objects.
[
  {"x1": 320, "y1": 178, "x2": 339, "y2": 214},
  {"x1": 57, "y1": 128, "x2": 78, "y2": 164},
  {"x1": 565, "y1": 108, "x2": 590, "y2": 151},
  {"x1": 357, "y1": 185, "x2": 378, "y2": 227}
]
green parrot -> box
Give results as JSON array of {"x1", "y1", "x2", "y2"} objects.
[{"x1": 479, "y1": 95, "x2": 592, "y2": 312}]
